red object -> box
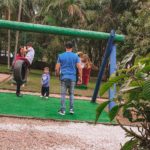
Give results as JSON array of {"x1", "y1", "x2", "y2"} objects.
[
  {"x1": 15, "y1": 54, "x2": 26, "y2": 61},
  {"x1": 13, "y1": 54, "x2": 29, "y2": 66},
  {"x1": 82, "y1": 67, "x2": 91, "y2": 86}
]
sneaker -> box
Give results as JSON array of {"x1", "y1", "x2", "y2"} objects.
[
  {"x1": 16, "y1": 93, "x2": 23, "y2": 97},
  {"x1": 69, "y1": 109, "x2": 74, "y2": 114},
  {"x1": 45, "y1": 96, "x2": 49, "y2": 99},
  {"x1": 40, "y1": 95, "x2": 43, "y2": 98},
  {"x1": 58, "y1": 110, "x2": 65, "y2": 115}
]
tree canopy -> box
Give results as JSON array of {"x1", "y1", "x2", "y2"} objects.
[{"x1": 0, "y1": 0, "x2": 149, "y2": 70}]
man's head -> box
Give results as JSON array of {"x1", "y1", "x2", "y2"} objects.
[
  {"x1": 26, "y1": 42, "x2": 33, "y2": 49},
  {"x1": 65, "y1": 41, "x2": 73, "y2": 51}
]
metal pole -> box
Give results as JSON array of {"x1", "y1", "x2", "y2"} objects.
[
  {"x1": 0, "y1": 20, "x2": 125, "y2": 42},
  {"x1": 91, "y1": 30, "x2": 115, "y2": 103},
  {"x1": 108, "y1": 45, "x2": 116, "y2": 110}
]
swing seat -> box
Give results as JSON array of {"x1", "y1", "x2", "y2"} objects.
[{"x1": 13, "y1": 60, "x2": 28, "y2": 85}]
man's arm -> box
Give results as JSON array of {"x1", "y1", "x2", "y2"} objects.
[
  {"x1": 55, "y1": 63, "x2": 60, "y2": 76},
  {"x1": 76, "y1": 63, "x2": 82, "y2": 83}
]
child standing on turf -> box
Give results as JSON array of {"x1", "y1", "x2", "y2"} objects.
[{"x1": 40, "y1": 67, "x2": 50, "y2": 99}]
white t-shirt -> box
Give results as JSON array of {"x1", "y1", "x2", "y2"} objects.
[{"x1": 25, "y1": 47, "x2": 35, "y2": 64}]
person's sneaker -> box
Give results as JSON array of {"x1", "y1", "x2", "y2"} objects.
[
  {"x1": 58, "y1": 110, "x2": 65, "y2": 115},
  {"x1": 45, "y1": 96, "x2": 49, "y2": 99},
  {"x1": 40, "y1": 95, "x2": 43, "y2": 98},
  {"x1": 16, "y1": 93, "x2": 23, "y2": 97},
  {"x1": 69, "y1": 109, "x2": 74, "y2": 114}
]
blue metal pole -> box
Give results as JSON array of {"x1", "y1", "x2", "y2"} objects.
[
  {"x1": 91, "y1": 30, "x2": 115, "y2": 103},
  {"x1": 108, "y1": 45, "x2": 116, "y2": 110}
]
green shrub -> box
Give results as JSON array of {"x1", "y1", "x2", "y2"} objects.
[{"x1": 96, "y1": 54, "x2": 150, "y2": 150}]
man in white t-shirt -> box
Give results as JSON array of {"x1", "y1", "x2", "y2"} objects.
[{"x1": 25, "y1": 42, "x2": 35, "y2": 65}]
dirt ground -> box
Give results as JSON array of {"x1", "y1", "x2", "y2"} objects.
[{"x1": 0, "y1": 117, "x2": 129, "y2": 150}]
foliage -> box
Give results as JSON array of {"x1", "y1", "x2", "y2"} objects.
[
  {"x1": 0, "y1": 0, "x2": 150, "y2": 72},
  {"x1": 96, "y1": 54, "x2": 150, "y2": 150},
  {"x1": 117, "y1": 0, "x2": 150, "y2": 60}
]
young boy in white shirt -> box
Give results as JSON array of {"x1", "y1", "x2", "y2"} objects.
[{"x1": 25, "y1": 42, "x2": 35, "y2": 66}]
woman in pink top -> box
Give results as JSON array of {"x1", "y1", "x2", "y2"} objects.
[
  {"x1": 13, "y1": 43, "x2": 35, "y2": 97},
  {"x1": 12, "y1": 46, "x2": 26, "y2": 97},
  {"x1": 12, "y1": 46, "x2": 26, "y2": 67}
]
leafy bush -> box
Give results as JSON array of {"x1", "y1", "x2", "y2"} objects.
[{"x1": 96, "y1": 54, "x2": 150, "y2": 150}]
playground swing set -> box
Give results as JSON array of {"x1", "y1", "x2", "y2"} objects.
[{"x1": 0, "y1": 19, "x2": 125, "y2": 111}]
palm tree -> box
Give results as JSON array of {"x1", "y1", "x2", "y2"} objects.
[{"x1": 38, "y1": 0, "x2": 86, "y2": 27}]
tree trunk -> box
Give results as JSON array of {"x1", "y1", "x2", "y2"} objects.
[
  {"x1": 7, "y1": 6, "x2": 11, "y2": 69},
  {"x1": 14, "y1": 0, "x2": 23, "y2": 58}
]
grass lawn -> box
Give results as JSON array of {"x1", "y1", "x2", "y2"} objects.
[
  {"x1": 0, "y1": 64, "x2": 108, "y2": 98},
  {"x1": 0, "y1": 92, "x2": 111, "y2": 123}
]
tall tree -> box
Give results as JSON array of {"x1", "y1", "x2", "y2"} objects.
[
  {"x1": 0, "y1": 0, "x2": 15, "y2": 69},
  {"x1": 14, "y1": 0, "x2": 23, "y2": 59},
  {"x1": 7, "y1": 3, "x2": 11, "y2": 69}
]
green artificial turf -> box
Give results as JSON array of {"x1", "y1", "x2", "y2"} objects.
[
  {"x1": 0, "y1": 92, "x2": 111, "y2": 123},
  {"x1": 75, "y1": 85, "x2": 88, "y2": 90}
]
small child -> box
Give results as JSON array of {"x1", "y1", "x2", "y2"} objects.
[
  {"x1": 25, "y1": 42, "x2": 35, "y2": 66},
  {"x1": 40, "y1": 67, "x2": 50, "y2": 99}
]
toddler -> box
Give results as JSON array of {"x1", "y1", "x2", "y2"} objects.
[{"x1": 40, "y1": 67, "x2": 50, "y2": 99}]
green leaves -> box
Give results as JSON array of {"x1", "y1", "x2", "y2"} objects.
[
  {"x1": 95, "y1": 101, "x2": 109, "y2": 123},
  {"x1": 123, "y1": 108, "x2": 133, "y2": 122},
  {"x1": 109, "y1": 105, "x2": 120, "y2": 121},
  {"x1": 120, "y1": 86, "x2": 141, "y2": 93},
  {"x1": 141, "y1": 80, "x2": 150, "y2": 101},
  {"x1": 100, "y1": 74, "x2": 126, "y2": 96},
  {"x1": 95, "y1": 102, "x2": 121, "y2": 123},
  {"x1": 121, "y1": 139, "x2": 138, "y2": 150},
  {"x1": 119, "y1": 52, "x2": 135, "y2": 69},
  {"x1": 98, "y1": 51, "x2": 150, "y2": 149}
]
